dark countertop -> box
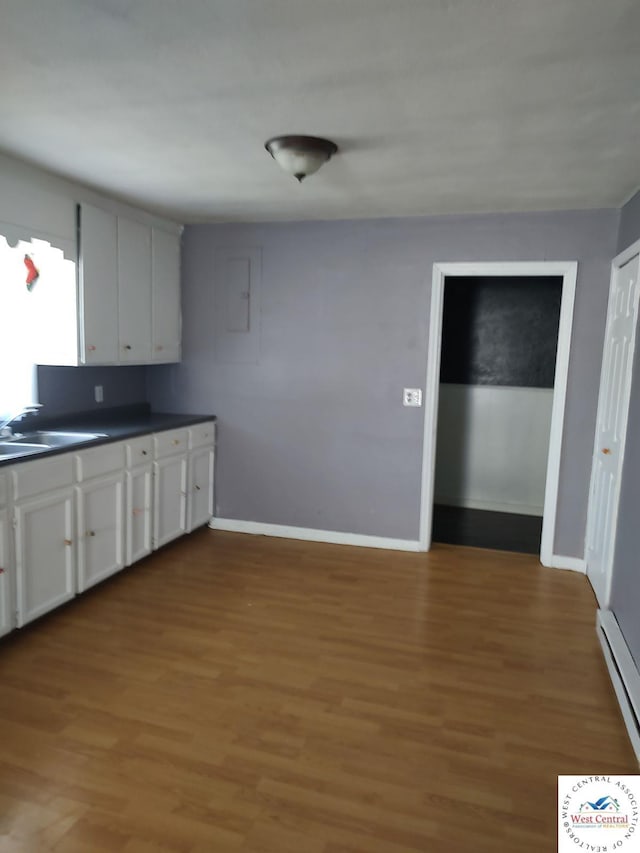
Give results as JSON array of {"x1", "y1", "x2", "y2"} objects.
[{"x1": 0, "y1": 404, "x2": 216, "y2": 468}]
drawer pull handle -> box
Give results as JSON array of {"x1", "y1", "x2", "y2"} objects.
[
  {"x1": 172, "y1": 439, "x2": 180, "y2": 446},
  {"x1": 64, "y1": 539, "x2": 73, "y2": 546}
]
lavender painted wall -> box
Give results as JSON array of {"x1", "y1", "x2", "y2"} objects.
[
  {"x1": 617, "y1": 189, "x2": 640, "y2": 253},
  {"x1": 147, "y1": 209, "x2": 619, "y2": 556},
  {"x1": 37, "y1": 365, "x2": 147, "y2": 417}
]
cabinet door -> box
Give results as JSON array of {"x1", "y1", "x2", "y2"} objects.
[
  {"x1": 76, "y1": 473, "x2": 125, "y2": 592},
  {"x1": 15, "y1": 489, "x2": 75, "y2": 627},
  {"x1": 153, "y1": 455, "x2": 187, "y2": 549},
  {"x1": 0, "y1": 508, "x2": 13, "y2": 638},
  {"x1": 79, "y1": 203, "x2": 119, "y2": 364},
  {"x1": 126, "y1": 465, "x2": 153, "y2": 566},
  {"x1": 118, "y1": 216, "x2": 152, "y2": 362},
  {"x1": 152, "y1": 228, "x2": 181, "y2": 362},
  {"x1": 188, "y1": 447, "x2": 214, "y2": 532}
]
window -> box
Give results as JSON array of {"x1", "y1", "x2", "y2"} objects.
[{"x1": 0, "y1": 235, "x2": 74, "y2": 419}]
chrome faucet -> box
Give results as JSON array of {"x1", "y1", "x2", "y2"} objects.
[{"x1": 0, "y1": 404, "x2": 42, "y2": 438}]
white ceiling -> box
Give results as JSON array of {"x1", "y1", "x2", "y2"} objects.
[{"x1": 1, "y1": 0, "x2": 639, "y2": 223}]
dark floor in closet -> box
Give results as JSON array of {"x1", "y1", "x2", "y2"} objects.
[{"x1": 432, "y1": 505, "x2": 543, "y2": 554}]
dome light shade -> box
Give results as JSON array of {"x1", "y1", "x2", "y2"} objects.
[{"x1": 265, "y1": 135, "x2": 338, "y2": 182}]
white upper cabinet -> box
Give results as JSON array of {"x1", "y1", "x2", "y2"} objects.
[
  {"x1": 152, "y1": 228, "x2": 182, "y2": 362},
  {"x1": 79, "y1": 203, "x2": 119, "y2": 364},
  {"x1": 118, "y1": 216, "x2": 153, "y2": 363}
]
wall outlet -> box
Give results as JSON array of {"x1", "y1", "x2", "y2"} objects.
[
  {"x1": 94, "y1": 385, "x2": 104, "y2": 404},
  {"x1": 403, "y1": 388, "x2": 422, "y2": 407}
]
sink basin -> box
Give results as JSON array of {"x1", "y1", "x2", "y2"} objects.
[
  {"x1": 11, "y1": 431, "x2": 107, "y2": 448},
  {"x1": 0, "y1": 442, "x2": 49, "y2": 459}
]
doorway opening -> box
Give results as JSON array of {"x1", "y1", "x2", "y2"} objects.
[{"x1": 420, "y1": 262, "x2": 578, "y2": 567}]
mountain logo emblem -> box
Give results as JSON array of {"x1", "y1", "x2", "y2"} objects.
[{"x1": 579, "y1": 796, "x2": 620, "y2": 813}]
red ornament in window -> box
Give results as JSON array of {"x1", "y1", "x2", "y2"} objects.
[{"x1": 24, "y1": 255, "x2": 39, "y2": 291}]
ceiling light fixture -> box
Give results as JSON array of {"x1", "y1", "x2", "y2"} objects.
[{"x1": 264, "y1": 135, "x2": 338, "y2": 183}]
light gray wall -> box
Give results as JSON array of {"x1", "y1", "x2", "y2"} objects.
[
  {"x1": 37, "y1": 365, "x2": 147, "y2": 418},
  {"x1": 617, "y1": 189, "x2": 640, "y2": 253},
  {"x1": 434, "y1": 385, "x2": 553, "y2": 515},
  {"x1": 610, "y1": 326, "x2": 640, "y2": 668},
  {"x1": 147, "y1": 209, "x2": 619, "y2": 555}
]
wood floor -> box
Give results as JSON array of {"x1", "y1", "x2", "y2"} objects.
[{"x1": 0, "y1": 530, "x2": 636, "y2": 852}]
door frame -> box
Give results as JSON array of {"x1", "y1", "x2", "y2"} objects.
[
  {"x1": 419, "y1": 261, "x2": 578, "y2": 566},
  {"x1": 585, "y1": 236, "x2": 640, "y2": 605}
]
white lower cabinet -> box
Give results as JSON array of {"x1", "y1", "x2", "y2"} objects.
[
  {"x1": 76, "y1": 472, "x2": 125, "y2": 592},
  {"x1": 153, "y1": 454, "x2": 188, "y2": 548},
  {"x1": 1, "y1": 419, "x2": 215, "y2": 634},
  {"x1": 126, "y1": 465, "x2": 153, "y2": 565},
  {"x1": 0, "y1": 506, "x2": 13, "y2": 637},
  {"x1": 188, "y1": 446, "x2": 214, "y2": 532},
  {"x1": 14, "y1": 488, "x2": 75, "y2": 627}
]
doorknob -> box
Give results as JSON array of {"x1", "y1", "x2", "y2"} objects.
[{"x1": 602, "y1": 448, "x2": 612, "y2": 455}]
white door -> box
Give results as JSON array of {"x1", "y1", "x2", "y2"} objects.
[
  {"x1": 152, "y1": 228, "x2": 182, "y2": 362},
  {"x1": 118, "y1": 216, "x2": 152, "y2": 362},
  {"x1": 586, "y1": 251, "x2": 640, "y2": 605},
  {"x1": 188, "y1": 447, "x2": 214, "y2": 532},
  {"x1": 79, "y1": 203, "x2": 119, "y2": 364},
  {"x1": 15, "y1": 489, "x2": 75, "y2": 626},
  {"x1": 126, "y1": 465, "x2": 153, "y2": 565},
  {"x1": 0, "y1": 508, "x2": 12, "y2": 637},
  {"x1": 153, "y1": 455, "x2": 188, "y2": 548},
  {"x1": 76, "y1": 473, "x2": 125, "y2": 592}
]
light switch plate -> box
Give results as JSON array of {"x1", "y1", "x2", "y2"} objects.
[{"x1": 403, "y1": 388, "x2": 422, "y2": 407}]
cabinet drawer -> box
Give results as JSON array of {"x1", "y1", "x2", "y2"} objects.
[
  {"x1": 76, "y1": 442, "x2": 125, "y2": 481},
  {"x1": 188, "y1": 422, "x2": 216, "y2": 450},
  {"x1": 154, "y1": 428, "x2": 188, "y2": 459},
  {"x1": 12, "y1": 454, "x2": 75, "y2": 501},
  {"x1": 0, "y1": 472, "x2": 7, "y2": 507},
  {"x1": 126, "y1": 435, "x2": 154, "y2": 467}
]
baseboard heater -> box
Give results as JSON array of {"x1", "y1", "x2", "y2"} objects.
[{"x1": 597, "y1": 610, "x2": 640, "y2": 764}]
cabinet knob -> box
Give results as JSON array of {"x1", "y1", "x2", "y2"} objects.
[
  {"x1": 88, "y1": 345, "x2": 96, "y2": 352},
  {"x1": 87, "y1": 531, "x2": 96, "y2": 538},
  {"x1": 172, "y1": 439, "x2": 180, "y2": 446},
  {"x1": 132, "y1": 508, "x2": 144, "y2": 516},
  {"x1": 142, "y1": 450, "x2": 148, "y2": 456},
  {"x1": 64, "y1": 539, "x2": 73, "y2": 546},
  {"x1": 123, "y1": 344, "x2": 132, "y2": 350},
  {"x1": 155, "y1": 345, "x2": 164, "y2": 351},
  {"x1": 602, "y1": 447, "x2": 612, "y2": 455},
  {"x1": 0, "y1": 568, "x2": 4, "y2": 574},
  {"x1": 195, "y1": 485, "x2": 201, "y2": 491}
]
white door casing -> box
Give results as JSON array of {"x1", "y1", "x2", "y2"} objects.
[
  {"x1": 420, "y1": 261, "x2": 578, "y2": 568},
  {"x1": 585, "y1": 246, "x2": 640, "y2": 606}
]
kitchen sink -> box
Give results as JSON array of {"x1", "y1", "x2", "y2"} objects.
[
  {"x1": 10, "y1": 430, "x2": 107, "y2": 448},
  {"x1": 0, "y1": 442, "x2": 49, "y2": 459}
]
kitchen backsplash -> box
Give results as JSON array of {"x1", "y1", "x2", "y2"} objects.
[{"x1": 37, "y1": 365, "x2": 148, "y2": 417}]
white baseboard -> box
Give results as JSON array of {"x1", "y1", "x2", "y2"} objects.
[
  {"x1": 547, "y1": 554, "x2": 586, "y2": 573},
  {"x1": 434, "y1": 496, "x2": 544, "y2": 517},
  {"x1": 209, "y1": 518, "x2": 423, "y2": 552},
  {"x1": 597, "y1": 610, "x2": 640, "y2": 765}
]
